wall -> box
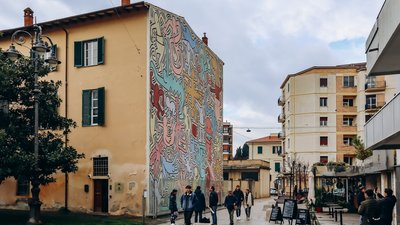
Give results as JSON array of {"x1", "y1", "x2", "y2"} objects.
[{"x1": 148, "y1": 6, "x2": 224, "y2": 214}]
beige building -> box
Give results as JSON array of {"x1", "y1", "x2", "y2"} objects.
[
  {"x1": 247, "y1": 134, "x2": 283, "y2": 188},
  {"x1": 278, "y1": 63, "x2": 396, "y2": 167},
  {"x1": 223, "y1": 121, "x2": 233, "y2": 160},
  {"x1": 0, "y1": 1, "x2": 224, "y2": 216}
]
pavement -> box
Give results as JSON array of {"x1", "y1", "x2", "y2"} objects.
[{"x1": 315, "y1": 211, "x2": 359, "y2": 225}]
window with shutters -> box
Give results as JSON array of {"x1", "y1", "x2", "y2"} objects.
[
  {"x1": 82, "y1": 87, "x2": 105, "y2": 126},
  {"x1": 343, "y1": 76, "x2": 355, "y2": 87},
  {"x1": 16, "y1": 176, "x2": 30, "y2": 196},
  {"x1": 320, "y1": 156, "x2": 328, "y2": 163},
  {"x1": 320, "y1": 78, "x2": 328, "y2": 87},
  {"x1": 320, "y1": 136, "x2": 328, "y2": 146},
  {"x1": 320, "y1": 117, "x2": 328, "y2": 127},
  {"x1": 93, "y1": 157, "x2": 108, "y2": 176},
  {"x1": 257, "y1": 146, "x2": 263, "y2": 154},
  {"x1": 74, "y1": 37, "x2": 104, "y2": 67},
  {"x1": 275, "y1": 162, "x2": 281, "y2": 172},
  {"x1": 320, "y1": 97, "x2": 328, "y2": 107}
]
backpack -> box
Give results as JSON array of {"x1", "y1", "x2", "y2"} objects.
[{"x1": 200, "y1": 217, "x2": 210, "y2": 223}]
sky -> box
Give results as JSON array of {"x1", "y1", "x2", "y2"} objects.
[{"x1": 0, "y1": 0, "x2": 385, "y2": 150}]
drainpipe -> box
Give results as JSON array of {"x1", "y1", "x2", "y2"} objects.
[{"x1": 62, "y1": 27, "x2": 69, "y2": 211}]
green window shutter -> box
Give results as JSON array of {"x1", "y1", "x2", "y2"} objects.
[
  {"x1": 275, "y1": 163, "x2": 280, "y2": 172},
  {"x1": 97, "y1": 37, "x2": 104, "y2": 65},
  {"x1": 82, "y1": 90, "x2": 92, "y2": 126},
  {"x1": 74, "y1": 41, "x2": 83, "y2": 67},
  {"x1": 51, "y1": 44, "x2": 57, "y2": 57},
  {"x1": 97, "y1": 87, "x2": 105, "y2": 126},
  {"x1": 257, "y1": 146, "x2": 263, "y2": 154}
]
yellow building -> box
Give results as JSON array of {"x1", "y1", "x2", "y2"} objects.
[{"x1": 0, "y1": 1, "x2": 224, "y2": 216}]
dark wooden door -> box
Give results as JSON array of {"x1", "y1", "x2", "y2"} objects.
[{"x1": 94, "y1": 179, "x2": 108, "y2": 212}]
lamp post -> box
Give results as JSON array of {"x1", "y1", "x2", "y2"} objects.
[{"x1": 5, "y1": 24, "x2": 60, "y2": 225}]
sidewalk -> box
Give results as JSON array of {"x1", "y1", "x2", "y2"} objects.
[{"x1": 315, "y1": 212, "x2": 359, "y2": 225}]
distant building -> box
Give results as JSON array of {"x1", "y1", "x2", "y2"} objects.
[
  {"x1": 223, "y1": 121, "x2": 233, "y2": 160},
  {"x1": 247, "y1": 134, "x2": 283, "y2": 189}
]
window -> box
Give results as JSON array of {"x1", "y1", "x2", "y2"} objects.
[
  {"x1": 343, "y1": 76, "x2": 355, "y2": 87},
  {"x1": 320, "y1": 97, "x2": 328, "y2": 107},
  {"x1": 366, "y1": 95, "x2": 377, "y2": 109},
  {"x1": 320, "y1": 156, "x2": 328, "y2": 163},
  {"x1": 320, "y1": 78, "x2": 328, "y2": 87},
  {"x1": 287, "y1": 83, "x2": 290, "y2": 92},
  {"x1": 82, "y1": 87, "x2": 105, "y2": 126},
  {"x1": 365, "y1": 114, "x2": 373, "y2": 123},
  {"x1": 288, "y1": 138, "x2": 290, "y2": 148},
  {"x1": 223, "y1": 172, "x2": 229, "y2": 181},
  {"x1": 257, "y1": 146, "x2": 263, "y2": 154},
  {"x1": 223, "y1": 127, "x2": 229, "y2": 133},
  {"x1": 343, "y1": 117, "x2": 354, "y2": 126},
  {"x1": 343, "y1": 98, "x2": 354, "y2": 107},
  {"x1": 241, "y1": 172, "x2": 259, "y2": 181},
  {"x1": 16, "y1": 176, "x2": 30, "y2": 196},
  {"x1": 320, "y1": 117, "x2": 328, "y2": 127},
  {"x1": 275, "y1": 162, "x2": 281, "y2": 172},
  {"x1": 287, "y1": 101, "x2": 290, "y2": 112},
  {"x1": 288, "y1": 120, "x2": 290, "y2": 129},
  {"x1": 93, "y1": 157, "x2": 108, "y2": 176},
  {"x1": 344, "y1": 156, "x2": 354, "y2": 165},
  {"x1": 74, "y1": 37, "x2": 104, "y2": 67},
  {"x1": 343, "y1": 136, "x2": 354, "y2": 146},
  {"x1": 272, "y1": 146, "x2": 282, "y2": 154},
  {"x1": 320, "y1": 136, "x2": 328, "y2": 146}
]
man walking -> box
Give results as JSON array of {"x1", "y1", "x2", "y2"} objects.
[
  {"x1": 244, "y1": 188, "x2": 254, "y2": 220},
  {"x1": 233, "y1": 185, "x2": 244, "y2": 220},
  {"x1": 181, "y1": 185, "x2": 197, "y2": 225},
  {"x1": 379, "y1": 188, "x2": 397, "y2": 225},
  {"x1": 194, "y1": 186, "x2": 206, "y2": 223},
  {"x1": 224, "y1": 190, "x2": 238, "y2": 225},
  {"x1": 169, "y1": 189, "x2": 178, "y2": 224},
  {"x1": 358, "y1": 189, "x2": 380, "y2": 225},
  {"x1": 357, "y1": 185, "x2": 366, "y2": 224},
  {"x1": 209, "y1": 186, "x2": 218, "y2": 225}
]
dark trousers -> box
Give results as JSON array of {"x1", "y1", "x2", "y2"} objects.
[
  {"x1": 236, "y1": 203, "x2": 242, "y2": 217},
  {"x1": 170, "y1": 210, "x2": 177, "y2": 223},
  {"x1": 194, "y1": 210, "x2": 203, "y2": 223},
  {"x1": 245, "y1": 206, "x2": 251, "y2": 218},
  {"x1": 211, "y1": 206, "x2": 218, "y2": 224},
  {"x1": 184, "y1": 210, "x2": 193, "y2": 225},
  {"x1": 380, "y1": 218, "x2": 391, "y2": 225},
  {"x1": 228, "y1": 207, "x2": 234, "y2": 225}
]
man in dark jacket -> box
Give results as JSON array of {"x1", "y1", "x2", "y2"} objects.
[
  {"x1": 194, "y1": 186, "x2": 206, "y2": 223},
  {"x1": 181, "y1": 185, "x2": 197, "y2": 225},
  {"x1": 209, "y1": 186, "x2": 218, "y2": 225},
  {"x1": 224, "y1": 190, "x2": 238, "y2": 225},
  {"x1": 358, "y1": 189, "x2": 380, "y2": 225},
  {"x1": 169, "y1": 189, "x2": 178, "y2": 224},
  {"x1": 233, "y1": 185, "x2": 244, "y2": 220},
  {"x1": 379, "y1": 188, "x2": 397, "y2": 225}
]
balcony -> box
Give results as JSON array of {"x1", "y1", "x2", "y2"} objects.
[
  {"x1": 278, "y1": 95, "x2": 285, "y2": 106},
  {"x1": 278, "y1": 113, "x2": 285, "y2": 123},
  {"x1": 365, "y1": 81, "x2": 386, "y2": 92},
  {"x1": 365, "y1": 102, "x2": 386, "y2": 112}
]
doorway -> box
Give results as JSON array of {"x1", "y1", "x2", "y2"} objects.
[{"x1": 93, "y1": 179, "x2": 108, "y2": 213}]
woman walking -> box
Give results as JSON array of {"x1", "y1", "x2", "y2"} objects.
[{"x1": 244, "y1": 189, "x2": 254, "y2": 220}]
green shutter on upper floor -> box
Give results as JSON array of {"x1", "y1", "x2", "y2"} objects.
[
  {"x1": 74, "y1": 41, "x2": 83, "y2": 67},
  {"x1": 97, "y1": 37, "x2": 104, "y2": 65},
  {"x1": 97, "y1": 87, "x2": 105, "y2": 126},
  {"x1": 82, "y1": 90, "x2": 92, "y2": 126}
]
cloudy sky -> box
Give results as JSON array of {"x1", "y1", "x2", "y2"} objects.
[{"x1": 0, "y1": 0, "x2": 385, "y2": 150}]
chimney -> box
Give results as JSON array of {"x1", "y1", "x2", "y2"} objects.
[
  {"x1": 121, "y1": 0, "x2": 130, "y2": 6},
  {"x1": 24, "y1": 7, "x2": 33, "y2": 27},
  {"x1": 202, "y1": 33, "x2": 208, "y2": 46}
]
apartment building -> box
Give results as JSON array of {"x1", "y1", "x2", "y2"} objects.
[
  {"x1": 223, "y1": 121, "x2": 233, "y2": 160},
  {"x1": 0, "y1": 1, "x2": 224, "y2": 216},
  {"x1": 247, "y1": 134, "x2": 283, "y2": 188},
  {"x1": 278, "y1": 63, "x2": 396, "y2": 166}
]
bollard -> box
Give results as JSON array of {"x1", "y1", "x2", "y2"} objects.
[
  {"x1": 335, "y1": 210, "x2": 338, "y2": 222},
  {"x1": 331, "y1": 209, "x2": 334, "y2": 218},
  {"x1": 339, "y1": 210, "x2": 343, "y2": 225}
]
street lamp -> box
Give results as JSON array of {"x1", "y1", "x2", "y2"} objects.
[{"x1": 4, "y1": 24, "x2": 60, "y2": 225}]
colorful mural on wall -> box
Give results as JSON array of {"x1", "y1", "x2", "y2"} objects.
[{"x1": 148, "y1": 6, "x2": 224, "y2": 213}]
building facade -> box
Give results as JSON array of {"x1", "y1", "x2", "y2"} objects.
[
  {"x1": 223, "y1": 121, "x2": 233, "y2": 160},
  {"x1": 0, "y1": 1, "x2": 224, "y2": 216},
  {"x1": 247, "y1": 134, "x2": 283, "y2": 188}
]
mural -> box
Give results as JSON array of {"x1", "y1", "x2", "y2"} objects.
[{"x1": 149, "y1": 6, "x2": 224, "y2": 212}]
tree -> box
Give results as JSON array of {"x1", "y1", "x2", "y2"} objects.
[
  {"x1": 241, "y1": 143, "x2": 249, "y2": 159},
  {"x1": 352, "y1": 136, "x2": 372, "y2": 162},
  {"x1": 233, "y1": 146, "x2": 242, "y2": 160},
  {"x1": 0, "y1": 50, "x2": 84, "y2": 213}
]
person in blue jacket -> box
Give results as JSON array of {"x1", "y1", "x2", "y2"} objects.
[
  {"x1": 224, "y1": 190, "x2": 238, "y2": 225},
  {"x1": 181, "y1": 185, "x2": 197, "y2": 225}
]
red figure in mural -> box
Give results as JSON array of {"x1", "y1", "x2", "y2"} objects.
[
  {"x1": 210, "y1": 78, "x2": 222, "y2": 101},
  {"x1": 150, "y1": 71, "x2": 165, "y2": 120},
  {"x1": 205, "y1": 117, "x2": 214, "y2": 188}
]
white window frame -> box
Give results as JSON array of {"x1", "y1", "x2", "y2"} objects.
[
  {"x1": 320, "y1": 117, "x2": 328, "y2": 127},
  {"x1": 343, "y1": 98, "x2": 354, "y2": 107},
  {"x1": 343, "y1": 137, "x2": 353, "y2": 146},
  {"x1": 91, "y1": 90, "x2": 99, "y2": 125},
  {"x1": 320, "y1": 97, "x2": 328, "y2": 107},
  {"x1": 366, "y1": 95, "x2": 377, "y2": 107},
  {"x1": 343, "y1": 76, "x2": 355, "y2": 87},
  {"x1": 343, "y1": 117, "x2": 354, "y2": 126},
  {"x1": 84, "y1": 40, "x2": 98, "y2": 66}
]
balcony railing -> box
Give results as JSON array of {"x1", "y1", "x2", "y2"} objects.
[
  {"x1": 365, "y1": 81, "x2": 386, "y2": 92},
  {"x1": 365, "y1": 102, "x2": 386, "y2": 111},
  {"x1": 278, "y1": 95, "x2": 285, "y2": 106},
  {"x1": 278, "y1": 113, "x2": 285, "y2": 123}
]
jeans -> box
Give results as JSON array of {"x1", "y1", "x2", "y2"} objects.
[
  {"x1": 245, "y1": 206, "x2": 251, "y2": 218},
  {"x1": 211, "y1": 206, "x2": 218, "y2": 224},
  {"x1": 236, "y1": 203, "x2": 242, "y2": 217},
  {"x1": 184, "y1": 210, "x2": 193, "y2": 225},
  {"x1": 194, "y1": 210, "x2": 203, "y2": 223},
  {"x1": 228, "y1": 208, "x2": 234, "y2": 225}
]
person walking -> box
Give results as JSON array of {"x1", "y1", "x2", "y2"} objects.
[
  {"x1": 379, "y1": 188, "x2": 397, "y2": 225},
  {"x1": 358, "y1": 189, "x2": 380, "y2": 225},
  {"x1": 169, "y1": 189, "x2": 178, "y2": 224},
  {"x1": 209, "y1": 186, "x2": 218, "y2": 225},
  {"x1": 233, "y1": 185, "x2": 244, "y2": 220},
  {"x1": 181, "y1": 185, "x2": 197, "y2": 225},
  {"x1": 194, "y1": 186, "x2": 206, "y2": 223},
  {"x1": 357, "y1": 185, "x2": 366, "y2": 225},
  {"x1": 224, "y1": 190, "x2": 238, "y2": 225},
  {"x1": 244, "y1": 189, "x2": 254, "y2": 220}
]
